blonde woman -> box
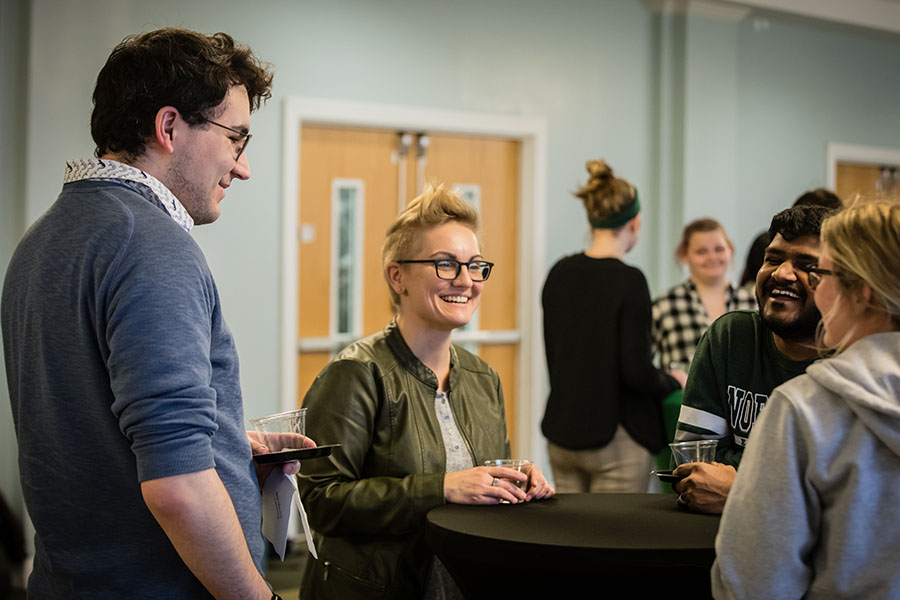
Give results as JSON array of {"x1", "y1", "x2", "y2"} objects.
[
  {"x1": 713, "y1": 199, "x2": 900, "y2": 598},
  {"x1": 541, "y1": 159, "x2": 684, "y2": 493},
  {"x1": 652, "y1": 218, "x2": 756, "y2": 371},
  {"x1": 297, "y1": 184, "x2": 553, "y2": 600}
]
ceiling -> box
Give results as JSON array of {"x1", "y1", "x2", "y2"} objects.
[
  {"x1": 718, "y1": 0, "x2": 900, "y2": 36},
  {"x1": 645, "y1": 0, "x2": 900, "y2": 37}
]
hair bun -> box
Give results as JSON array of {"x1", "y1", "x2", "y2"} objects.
[{"x1": 586, "y1": 159, "x2": 613, "y2": 181}]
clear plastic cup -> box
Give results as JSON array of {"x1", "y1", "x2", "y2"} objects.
[
  {"x1": 483, "y1": 459, "x2": 532, "y2": 491},
  {"x1": 249, "y1": 408, "x2": 307, "y2": 453},
  {"x1": 669, "y1": 439, "x2": 718, "y2": 466}
]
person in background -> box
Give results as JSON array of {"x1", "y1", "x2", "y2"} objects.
[
  {"x1": 672, "y1": 205, "x2": 833, "y2": 513},
  {"x1": 1, "y1": 29, "x2": 311, "y2": 599},
  {"x1": 712, "y1": 199, "x2": 900, "y2": 598},
  {"x1": 297, "y1": 184, "x2": 553, "y2": 600},
  {"x1": 738, "y1": 231, "x2": 770, "y2": 297},
  {"x1": 541, "y1": 159, "x2": 684, "y2": 494},
  {"x1": 652, "y1": 218, "x2": 756, "y2": 372}
]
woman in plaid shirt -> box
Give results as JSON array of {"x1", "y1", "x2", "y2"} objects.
[{"x1": 651, "y1": 219, "x2": 756, "y2": 371}]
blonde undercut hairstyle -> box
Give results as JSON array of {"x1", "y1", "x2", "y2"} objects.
[
  {"x1": 382, "y1": 184, "x2": 482, "y2": 309},
  {"x1": 819, "y1": 197, "x2": 900, "y2": 351},
  {"x1": 573, "y1": 159, "x2": 637, "y2": 229}
]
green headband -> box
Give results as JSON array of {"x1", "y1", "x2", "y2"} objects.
[{"x1": 588, "y1": 189, "x2": 641, "y2": 230}]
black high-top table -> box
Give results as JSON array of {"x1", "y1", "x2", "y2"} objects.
[{"x1": 426, "y1": 493, "x2": 720, "y2": 598}]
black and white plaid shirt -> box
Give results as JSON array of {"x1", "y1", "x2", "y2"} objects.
[{"x1": 651, "y1": 280, "x2": 756, "y2": 370}]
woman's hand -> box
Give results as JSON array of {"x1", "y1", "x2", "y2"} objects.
[
  {"x1": 524, "y1": 465, "x2": 555, "y2": 501},
  {"x1": 246, "y1": 431, "x2": 317, "y2": 488},
  {"x1": 444, "y1": 466, "x2": 528, "y2": 505}
]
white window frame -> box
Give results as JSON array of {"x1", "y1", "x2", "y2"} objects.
[
  {"x1": 329, "y1": 178, "x2": 365, "y2": 341},
  {"x1": 826, "y1": 142, "x2": 900, "y2": 190}
]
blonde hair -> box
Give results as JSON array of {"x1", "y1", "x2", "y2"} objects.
[
  {"x1": 818, "y1": 197, "x2": 900, "y2": 351},
  {"x1": 382, "y1": 183, "x2": 482, "y2": 308},
  {"x1": 573, "y1": 159, "x2": 637, "y2": 229}
]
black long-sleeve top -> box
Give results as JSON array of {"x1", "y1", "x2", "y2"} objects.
[{"x1": 541, "y1": 254, "x2": 680, "y2": 453}]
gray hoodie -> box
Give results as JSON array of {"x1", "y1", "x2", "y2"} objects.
[{"x1": 712, "y1": 331, "x2": 900, "y2": 599}]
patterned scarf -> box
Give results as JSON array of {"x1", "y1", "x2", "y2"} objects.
[{"x1": 64, "y1": 158, "x2": 194, "y2": 232}]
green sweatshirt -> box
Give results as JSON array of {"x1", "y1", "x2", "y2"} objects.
[{"x1": 675, "y1": 310, "x2": 816, "y2": 467}]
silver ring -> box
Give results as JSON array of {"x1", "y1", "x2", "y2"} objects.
[{"x1": 491, "y1": 477, "x2": 499, "y2": 487}]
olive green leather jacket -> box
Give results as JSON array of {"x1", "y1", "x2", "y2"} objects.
[{"x1": 296, "y1": 320, "x2": 511, "y2": 599}]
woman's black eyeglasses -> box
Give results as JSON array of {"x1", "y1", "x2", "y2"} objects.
[
  {"x1": 805, "y1": 266, "x2": 833, "y2": 290},
  {"x1": 396, "y1": 259, "x2": 494, "y2": 282}
]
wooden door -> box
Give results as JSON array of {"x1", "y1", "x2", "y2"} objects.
[
  {"x1": 297, "y1": 125, "x2": 522, "y2": 445},
  {"x1": 836, "y1": 162, "x2": 899, "y2": 201},
  {"x1": 297, "y1": 125, "x2": 398, "y2": 393},
  {"x1": 424, "y1": 133, "x2": 521, "y2": 444}
]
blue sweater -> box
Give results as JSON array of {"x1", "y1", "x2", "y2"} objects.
[{"x1": 2, "y1": 178, "x2": 263, "y2": 598}]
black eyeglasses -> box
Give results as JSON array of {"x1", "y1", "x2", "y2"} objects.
[
  {"x1": 203, "y1": 118, "x2": 251, "y2": 160},
  {"x1": 396, "y1": 259, "x2": 494, "y2": 282},
  {"x1": 805, "y1": 266, "x2": 833, "y2": 290}
]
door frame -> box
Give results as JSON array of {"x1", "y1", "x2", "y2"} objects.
[
  {"x1": 827, "y1": 142, "x2": 900, "y2": 189},
  {"x1": 280, "y1": 97, "x2": 548, "y2": 458}
]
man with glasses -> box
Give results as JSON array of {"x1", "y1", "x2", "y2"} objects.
[
  {"x1": 671, "y1": 204, "x2": 835, "y2": 514},
  {"x1": 2, "y1": 29, "x2": 298, "y2": 599}
]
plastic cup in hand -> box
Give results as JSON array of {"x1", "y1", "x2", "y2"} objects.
[
  {"x1": 669, "y1": 439, "x2": 718, "y2": 466},
  {"x1": 249, "y1": 408, "x2": 307, "y2": 453},
  {"x1": 484, "y1": 459, "x2": 532, "y2": 492}
]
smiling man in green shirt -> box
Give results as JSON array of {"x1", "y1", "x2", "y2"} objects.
[{"x1": 672, "y1": 204, "x2": 834, "y2": 514}]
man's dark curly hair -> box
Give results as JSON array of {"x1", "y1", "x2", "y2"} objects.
[
  {"x1": 91, "y1": 28, "x2": 273, "y2": 160},
  {"x1": 792, "y1": 188, "x2": 843, "y2": 210},
  {"x1": 768, "y1": 204, "x2": 837, "y2": 243}
]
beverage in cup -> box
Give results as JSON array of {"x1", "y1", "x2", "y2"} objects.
[{"x1": 484, "y1": 459, "x2": 532, "y2": 491}]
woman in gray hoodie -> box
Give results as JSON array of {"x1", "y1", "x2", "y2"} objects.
[{"x1": 712, "y1": 198, "x2": 900, "y2": 599}]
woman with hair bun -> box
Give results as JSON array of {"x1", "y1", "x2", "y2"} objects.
[
  {"x1": 652, "y1": 218, "x2": 756, "y2": 371},
  {"x1": 541, "y1": 159, "x2": 684, "y2": 493},
  {"x1": 713, "y1": 198, "x2": 900, "y2": 598}
]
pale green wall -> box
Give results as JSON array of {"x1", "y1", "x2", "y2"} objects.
[
  {"x1": 3, "y1": 0, "x2": 900, "y2": 519},
  {"x1": 733, "y1": 16, "x2": 900, "y2": 258},
  {"x1": 1, "y1": 0, "x2": 29, "y2": 523},
  {"x1": 5, "y1": 0, "x2": 658, "y2": 515}
]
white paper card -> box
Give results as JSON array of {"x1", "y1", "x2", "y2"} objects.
[
  {"x1": 261, "y1": 473, "x2": 317, "y2": 560},
  {"x1": 292, "y1": 479, "x2": 318, "y2": 559}
]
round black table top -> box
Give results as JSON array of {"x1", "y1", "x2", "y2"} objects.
[{"x1": 426, "y1": 492, "x2": 720, "y2": 574}]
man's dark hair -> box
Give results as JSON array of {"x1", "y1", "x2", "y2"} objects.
[
  {"x1": 768, "y1": 205, "x2": 835, "y2": 242},
  {"x1": 91, "y1": 28, "x2": 273, "y2": 160},
  {"x1": 792, "y1": 188, "x2": 843, "y2": 210}
]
